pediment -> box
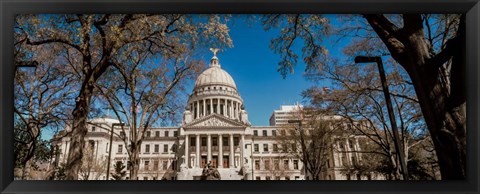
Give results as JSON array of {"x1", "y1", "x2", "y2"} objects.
[{"x1": 184, "y1": 114, "x2": 245, "y2": 128}]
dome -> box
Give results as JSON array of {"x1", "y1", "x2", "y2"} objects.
[
  {"x1": 194, "y1": 66, "x2": 237, "y2": 89},
  {"x1": 90, "y1": 117, "x2": 122, "y2": 125},
  {"x1": 193, "y1": 55, "x2": 237, "y2": 89}
]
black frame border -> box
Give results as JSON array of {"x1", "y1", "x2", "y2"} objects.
[{"x1": 1, "y1": 0, "x2": 479, "y2": 194}]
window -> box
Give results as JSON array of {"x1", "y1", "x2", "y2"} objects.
[
  {"x1": 173, "y1": 131, "x2": 178, "y2": 137},
  {"x1": 154, "y1": 144, "x2": 159, "y2": 153},
  {"x1": 153, "y1": 160, "x2": 159, "y2": 170},
  {"x1": 282, "y1": 144, "x2": 288, "y2": 153},
  {"x1": 295, "y1": 176, "x2": 300, "y2": 180},
  {"x1": 346, "y1": 174, "x2": 351, "y2": 180},
  {"x1": 285, "y1": 176, "x2": 290, "y2": 180},
  {"x1": 263, "y1": 144, "x2": 269, "y2": 152},
  {"x1": 284, "y1": 160, "x2": 289, "y2": 170},
  {"x1": 190, "y1": 137, "x2": 196, "y2": 146},
  {"x1": 253, "y1": 130, "x2": 258, "y2": 136},
  {"x1": 201, "y1": 137, "x2": 207, "y2": 146},
  {"x1": 92, "y1": 126, "x2": 96, "y2": 132},
  {"x1": 163, "y1": 144, "x2": 169, "y2": 153},
  {"x1": 165, "y1": 131, "x2": 169, "y2": 137},
  {"x1": 274, "y1": 160, "x2": 279, "y2": 170},
  {"x1": 349, "y1": 139, "x2": 354, "y2": 148},
  {"x1": 234, "y1": 137, "x2": 239, "y2": 146},
  {"x1": 212, "y1": 137, "x2": 218, "y2": 146},
  {"x1": 264, "y1": 160, "x2": 270, "y2": 170},
  {"x1": 262, "y1": 130, "x2": 267, "y2": 136},
  {"x1": 291, "y1": 143, "x2": 297, "y2": 152},
  {"x1": 163, "y1": 161, "x2": 168, "y2": 170},
  {"x1": 254, "y1": 144, "x2": 259, "y2": 152},
  {"x1": 351, "y1": 156, "x2": 357, "y2": 165},
  {"x1": 256, "y1": 176, "x2": 261, "y2": 180},
  {"x1": 272, "y1": 130, "x2": 276, "y2": 136},
  {"x1": 117, "y1": 144, "x2": 123, "y2": 153},
  {"x1": 145, "y1": 144, "x2": 150, "y2": 153},
  {"x1": 146, "y1": 131, "x2": 151, "y2": 138},
  {"x1": 327, "y1": 159, "x2": 331, "y2": 168},
  {"x1": 293, "y1": 160, "x2": 299, "y2": 170},
  {"x1": 356, "y1": 174, "x2": 361, "y2": 180},
  {"x1": 255, "y1": 160, "x2": 260, "y2": 170},
  {"x1": 144, "y1": 160, "x2": 150, "y2": 170},
  {"x1": 120, "y1": 131, "x2": 126, "y2": 139},
  {"x1": 155, "y1": 131, "x2": 160, "y2": 137},
  {"x1": 273, "y1": 144, "x2": 278, "y2": 152},
  {"x1": 223, "y1": 137, "x2": 228, "y2": 146}
]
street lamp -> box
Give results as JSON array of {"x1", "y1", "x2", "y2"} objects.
[
  {"x1": 106, "y1": 122, "x2": 125, "y2": 180},
  {"x1": 288, "y1": 120, "x2": 308, "y2": 180},
  {"x1": 354, "y1": 56, "x2": 409, "y2": 180}
]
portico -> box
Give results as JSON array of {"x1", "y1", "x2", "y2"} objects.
[{"x1": 184, "y1": 132, "x2": 245, "y2": 169}]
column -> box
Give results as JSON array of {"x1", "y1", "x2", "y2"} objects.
[
  {"x1": 203, "y1": 100, "x2": 206, "y2": 117},
  {"x1": 196, "y1": 135, "x2": 200, "y2": 167},
  {"x1": 216, "y1": 99, "x2": 220, "y2": 114},
  {"x1": 240, "y1": 134, "x2": 245, "y2": 167},
  {"x1": 345, "y1": 138, "x2": 351, "y2": 165},
  {"x1": 207, "y1": 134, "x2": 212, "y2": 163},
  {"x1": 236, "y1": 102, "x2": 239, "y2": 119},
  {"x1": 223, "y1": 99, "x2": 227, "y2": 116},
  {"x1": 229, "y1": 134, "x2": 234, "y2": 168},
  {"x1": 230, "y1": 100, "x2": 233, "y2": 119},
  {"x1": 184, "y1": 134, "x2": 189, "y2": 167},
  {"x1": 196, "y1": 101, "x2": 200, "y2": 119},
  {"x1": 355, "y1": 138, "x2": 361, "y2": 160},
  {"x1": 209, "y1": 98, "x2": 213, "y2": 115},
  {"x1": 218, "y1": 134, "x2": 223, "y2": 168}
]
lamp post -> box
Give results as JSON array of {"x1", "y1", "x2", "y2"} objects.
[
  {"x1": 287, "y1": 120, "x2": 308, "y2": 180},
  {"x1": 354, "y1": 56, "x2": 409, "y2": 180},
  {"x1": 106, "y1": 122, "x2": 124, "y2": 180}
]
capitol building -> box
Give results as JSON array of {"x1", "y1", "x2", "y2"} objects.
[{"x1": 54, "y1": 52, "x2": 378, "y2": 181}]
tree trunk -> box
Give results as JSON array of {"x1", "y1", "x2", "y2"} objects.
[
  {"x1": 407, "y1": 65, "x2": 465, "y2": 179},
  {"x1": 364, "y1": 14, "x2": 466, "y2": 180},
  {"x1": 65, "y1": 79, "x2": 95, "y2": 180},
  {"x1": 129, "y1": 145, "x2": 140, "y2": 180}
]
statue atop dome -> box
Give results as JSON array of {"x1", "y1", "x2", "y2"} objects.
[
  {"x1": 210, "y1": 48, "x2": 220, "y2": 57},
  {"x1": 209, "y1": 48, "x2": 221, "y2": 68}
]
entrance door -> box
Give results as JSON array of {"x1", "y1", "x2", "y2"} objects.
[
  {"x1": 212, "y1": 156, "x2": 218, "y2": 168},
  {"x1": 223, "y1": 156, "x2": 229, "y2": 168},
  {"x1": 201, "y1": 156, "x2": 207, "y2": 168}
]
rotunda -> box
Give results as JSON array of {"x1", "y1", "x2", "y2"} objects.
[{"x1": 184, "y1": 51, "x2": 246, "y2": 123}]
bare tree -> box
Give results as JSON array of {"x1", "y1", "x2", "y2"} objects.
[
  {"x1": 276, "y1": 108, "x2": 338, "y2": 180},
  {"x1": 15, "y1": 14, "x2": 233, "y2": 179},
  {"x1": 261, "y1": 14, "x2": 465, "y2": 179},
  {"x1": 79, "y1": 142, "x2": 107, "y2": 180},
  {"x1": 95, "y1": 49, "x2": 206, "y2": 179}
]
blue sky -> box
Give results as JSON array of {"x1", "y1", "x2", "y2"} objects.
[{"x1": 181, "y1": 15, "x2": 348, "y2": 126}]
